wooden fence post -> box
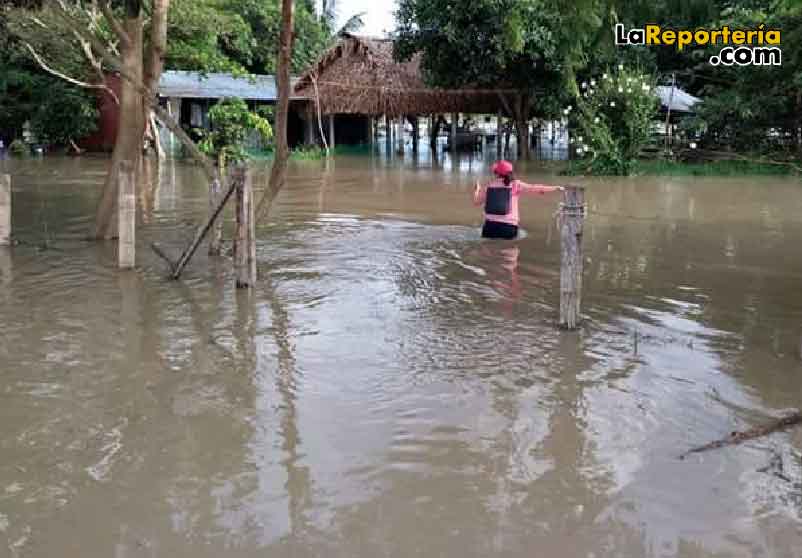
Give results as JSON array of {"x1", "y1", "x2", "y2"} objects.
[
  {"x1": 0, "y1": 174, "x2": 10, "y2": 246},
  {"x1": 118, "y1": 162, "x2": 136, "y2": 269},
  {"x1": 234, "y1": 168, "x2": 257, "y2": 288},
  {"x1": 559, "y1": 185, "x2": 585, "y2": 329},
  {"x1": 208, "y1": 172, "x2": 223, "y2": 256}
]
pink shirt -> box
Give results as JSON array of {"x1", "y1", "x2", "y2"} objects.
[{"x1": 473, "y1": 179, "x2": 559, "y2": 226}]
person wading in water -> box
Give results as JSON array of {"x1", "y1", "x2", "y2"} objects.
[{"x1": 473, "y1": 160, "x2": 562, "y2": 239}]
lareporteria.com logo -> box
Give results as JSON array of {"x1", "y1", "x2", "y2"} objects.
[{"x1": 615, "y1": 23, "x2": 782, "y2": 66}]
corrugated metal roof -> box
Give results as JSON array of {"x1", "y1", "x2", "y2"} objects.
[
  {"x1": 158, "y1": 71, "x2": 307, "y2": 101},
  {"x1": 655, "y1": 85, "x2": 701, "y2": 113}
]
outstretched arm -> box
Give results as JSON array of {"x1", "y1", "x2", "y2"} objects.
[
  {"x1": 519, "y1": 182, "x2": 563, "y2": 195},
  {"x1": 473, "y1": 182, "x2": 487, "y2": 206}
]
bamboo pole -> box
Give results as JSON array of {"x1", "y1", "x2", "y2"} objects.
[
  {"x1": 328, "y1": 114, "x2": 335, "y2": 149},
  {"x1": 0, "y1": 174, "x2": 10, "y2": 246},
  {"x1": 559, "y1": 185, "x2": 585, "y2": 329},
  {"x1": 234, "y1": 168, "x2": 256, "y2": 288},
  {"x1": 118, "y1": 162, "x2": 136, "y2": 269},
  {"x1": 665, "y1": 73, "x2": 676, "y2": 155},
  {"x1": 451, "y1": 112, "x2": 458, "y2": 156}
]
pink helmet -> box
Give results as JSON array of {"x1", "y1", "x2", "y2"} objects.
[{"x1": 491, "y1": 160, "x2": 514, "y2": 177}]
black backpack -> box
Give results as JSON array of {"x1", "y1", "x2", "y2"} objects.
[{"x1": 484, "y1": 185, "x2": 512, "y2": 215}]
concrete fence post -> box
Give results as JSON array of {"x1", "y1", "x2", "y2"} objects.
[{"x1": 118, "y1": 162, "x2": 136, "y2": 269}]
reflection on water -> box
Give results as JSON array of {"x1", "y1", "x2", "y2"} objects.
[{"x1": 1, "y1": 154, "x2": 802, "y2": 557}]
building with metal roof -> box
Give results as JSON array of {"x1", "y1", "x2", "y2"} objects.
[
  {"x1": 655, "y1": 85, "x2": 701, "y2": 113},
  {"x1": 158, "y1": 71, "x2": 306, "y2": 101}
]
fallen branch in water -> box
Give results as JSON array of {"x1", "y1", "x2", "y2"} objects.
[{"x1": 679, "y1": 411, "x2": 802, "y2": 460}]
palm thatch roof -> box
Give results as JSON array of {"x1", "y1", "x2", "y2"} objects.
[{"x1": 294, "y1": 34, "x2": 516, "y2": 117}]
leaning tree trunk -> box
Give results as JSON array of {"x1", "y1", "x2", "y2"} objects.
[
  {"x1": 256, "y1": 0, "x2": 295, "y2": 220},
  {"x1": 94, "y1": 8, "x2": 145, "y2": 240}
]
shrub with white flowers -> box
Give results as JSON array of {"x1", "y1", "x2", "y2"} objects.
[{"x1": 567, "y1": 66, "x2": 658, "y2": 175}]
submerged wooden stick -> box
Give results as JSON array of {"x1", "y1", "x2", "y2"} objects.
[
  {"x1": 118, "y1": 162, "x2": 135, "y2": 269},
  {"x1": 0, "y1": 174, "x2": 10, "y2": 246},
  {"x1": 170, "y1": 167, "x2": 245, "y2": 280},
  {"x1": 234, "y1": 169, "x2": 257, "y2": 288},
  {"x1": 559, "y1": 185, "x2": 585, "y2": 329},
  {"x1": 679, "y1": 412, "x2": 802, "y2": 460}
]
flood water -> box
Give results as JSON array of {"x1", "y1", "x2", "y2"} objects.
[{"x1": 1, "y1": 153, "x2": 802, "y2": 557}]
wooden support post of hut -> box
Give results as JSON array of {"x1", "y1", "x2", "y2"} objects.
[
  {"x1": 385, "y1": 114, "x2": 392, "y2": 155},
  {"x1": 306, "y1": 110, "x2": 316, "y2": 146},
  {"x1": 559, "y1": 185, "x2": 585, "y2": 329},
  {"x1": 411, "y1": 116, "x2": 419, "y2": 155},
  {"x1": 0, "y1": 174, "x2": 10, "y2": 246},
  {"x1": 328, "y1": 114, "x2": 336, "y2": 150},
  {"x1": 234, "y1": 168, "x2": 256, "y2": 288},
  {"x1": 118, "y1": 162, "x2": 136, "y2": 269},
  {"x1": 397, "y1": 116, "x2": 406, "y2": 154},
  {"x1": 367, "y1": 116, "x2": 374, "y2": 148},
  {"x1": 496, "y1": 110, "x2": 503, "y2": 159},
  {"x1": 451, "y1": 112, "x2": 458, "y2": 156}
]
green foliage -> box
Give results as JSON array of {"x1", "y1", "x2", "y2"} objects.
[
  {"x1": 633, "y1": 159, "x2": 795, "y2": 176},
  {"x1": 29, "y1": 83, "x2": 98, "y2": 145},
  {"x1": 394, "y1": 0, "x2": 614, "y2": 114},
  {"x1": 198, "y1": 97, "x2": 272, "y2": 165},
  {"x1": 567, "y1": 66, "x2": 659, "y2": 175},
  {"x1": 165, "y1": 0, "x2": 254, "y2": 73},
  {"x1": 8, "y1": 139, "x2": 28, "y2": 156},
  {"x1": 166, "y1": 0, "x2": 342, "y2": 75},
  {"x1": 1, "y1": 6, "x2": 99, "y2": 146},
  {"x1": 290, "y1": 145, "x2": 326, "y2": 160}
]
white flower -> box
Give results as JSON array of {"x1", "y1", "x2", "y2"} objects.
[
  {"x1": 618, "y1": 87, "x2": 623, "y2": 93},
  {"x1": 594, "y1": 117, "x2": 600, "y2": 123},
  {"x1": 627, "y1": 77, "x2": 632, "y2": 83},
  {"x1": 567, "y1": 104, "x2": 572, "y2": 110},
  {"x1": 569, "y1": 138, "x2": 574, "y2": 144},
  {"x1": 563, "y1": 108, "x2": 569, "y2": 115},
  {"x1": 618, "y1": 64, "x2": 624, "y2": 70},
  {"x1": 626, "y1": 88, "x2": 632, "y2": 93},
  {"x1": 581, "y1": 81, "x2": 588, "y2": 89},
  {"x1": 602, "y1": 73, "x2": 608, "y2": 79},
  {"x1": 642, "y1": 84, "x2": 650, "y2": 92},
  {"x1": 577, "y1": 147, "x2": 584, "y2": 154},
  {"x1": 689, "y1": 142, "x2": 697, "y2": 149},
  {"x1": 590, "y1": 79, "x2": 596, "y2": 86},
  {"x1": 610, "y1": 101, "x2": 616, "y2": 107},
  {"x1": 578, "y1": 135, "x2": 583, "y2": 142}
]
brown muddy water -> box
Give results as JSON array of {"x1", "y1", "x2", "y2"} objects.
[{"x1": 1, "y1": 153, "x2": 802, "y2": 557}]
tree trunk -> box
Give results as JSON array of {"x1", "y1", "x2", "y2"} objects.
[
  {"x1": 144, "y1": 0, "x2": 170, "y2": 161},
  {"x1": 94, "y1": 8, "x2": 145, "y2": 240},
  {"x1": 256, "y1": 0, "x2": 295, "y2": 221},
  {"x1": 94, "y1": 0, "x2": 170, "y2": 240},
  {"x1": 514, "y1": 93, "x2": 530, "y2": 160}
]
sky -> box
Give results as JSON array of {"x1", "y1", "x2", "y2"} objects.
[{"x1": 325, "y1": 0, "x2": 397, "y2": 37}]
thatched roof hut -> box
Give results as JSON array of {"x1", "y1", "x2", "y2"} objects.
[{"x1": 294, "y1": 34, "x2": 513, "y2": 117}]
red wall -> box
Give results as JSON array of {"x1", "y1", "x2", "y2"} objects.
[{"x1": 78, "y1": 74, "x2": 121, "y2": 152}]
